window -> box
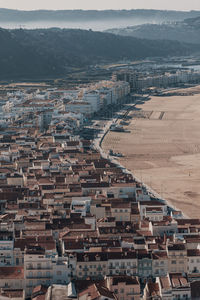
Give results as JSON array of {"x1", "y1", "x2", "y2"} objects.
[
  {"x1": 37, "y1": 263, "x2": 41, "y2": 269},
  {"x1": 193, "y1": 267, "x2": 198, "y2": 273},
  {"x1": 29, "y1": 280, "x2": 33, "y2": 287},
  {"x1": 120, "y1": 289, "x2": 124, "y2": 293},
  {"x1": 172, "y1": 260, "x2": 176, "y2": 264},
  {"x1": 57, "y1": 271, "x2": 62, "y2": 275},
  {"x1": 29, "y1": 271, "x2": 33, "y2": 277},
  {"x1": 28, "y1": 263, "x2": 33, "y2": 269}
]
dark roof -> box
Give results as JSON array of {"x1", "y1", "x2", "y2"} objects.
[
  {"x1": 191, "y1": 281, "x2": 200, "y2": 299},
  {"x1": 112, "y1": 275, "x2": 139, "y2": 286},
  {"x1": 0, "y1": 267, "x2": 24, "y2": 279},
  {"x1": 187, "y1": 249, "x2": 200, "y2": 257},
  {"x1": 77, "y1": 252, "x2": 108, "y2": 262},
  {"x1": 81, "y1": 182, "x2": 109, "y2": 188},
  {"x1": 168, "y1": 244, "x2": 186, "y2": 251},
  {"x1": 177, "y1": 219, "x2": 200, "y2": 225}
]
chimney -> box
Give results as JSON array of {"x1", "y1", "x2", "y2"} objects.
[
  {"x1": 163, "y1": 233, "x2": 167, "y2": 244},
  {"x1": 87, "y1": 292, "x2": 92, "y2": 300}
]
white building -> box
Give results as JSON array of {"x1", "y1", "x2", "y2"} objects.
[
  {"x1": 66, "y1": 101, "x2": 93, "y2": 117},
  {"x1": 187, "y1": 249, "x2": 200, "y2": 274},
  {"x1": 71, "y1": 197, "x2": 91, "y2": 217},
  {"x1": 83, "y1": 91, "x2": 100, "y2": 113},
  {"x1": 24, "y1": 247, "x2": 53, "y2": 296}
]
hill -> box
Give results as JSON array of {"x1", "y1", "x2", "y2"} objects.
[
  {"x1": 106, "y1": 15, "x2": 200, "y2": 45},
  {"x1": 0, "y1": 28, "x2": 199, "y2": 80}
]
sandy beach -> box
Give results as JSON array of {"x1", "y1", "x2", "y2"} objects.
[{"x1": 102, "y1": 86, "x2": 200, "y2": 218}]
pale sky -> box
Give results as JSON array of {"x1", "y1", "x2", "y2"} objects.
[{"x1": 0, "y1": 0, "x2": 200, "y2": 11}]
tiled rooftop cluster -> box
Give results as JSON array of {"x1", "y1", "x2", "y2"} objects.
[
  {"x1": 0, "y1": 81, "x2": 199, "y2": 300},
  {"x1": 0, "y1": 80, "x2": 130, "y2": 131}
]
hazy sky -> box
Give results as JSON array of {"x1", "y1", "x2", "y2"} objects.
[{"x1": 0, "y1": 0, "x2": 200, "y2": 11}]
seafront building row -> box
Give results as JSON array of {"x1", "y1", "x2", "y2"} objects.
[
  {"x1": 114, "y1": 69, "x2": 200, "y2": 92},
  {"x1": 0, "y1": 79, "x2": 200, "y2": 299}
]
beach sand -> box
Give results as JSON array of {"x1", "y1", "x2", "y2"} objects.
[{"x1": 102, "y1": 86, "x2": 200, "y2": 218}]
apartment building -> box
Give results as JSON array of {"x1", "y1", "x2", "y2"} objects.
[
  {"x1": 152, "y1": 251, "x2": 168, "y2": 277},
  {"x1": 24, "y1": 246, "x2": 54, "y2": 296},
  {"x1": 106, "y1": 276, "x2": 141, "y2": 300},
  {"x1": 73, "y1": 252, "x2": 108, "y2": 280},
  {"x1": 187, "y1": 249, "x2": 200, "y2": 274},
  {"x1": 107, "y1": 251, "x2": 137, "y2": 277},
  {"x1": 167, "y1": 243, "x2": 187, "y2": 273}
]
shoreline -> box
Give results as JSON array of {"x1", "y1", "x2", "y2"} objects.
[
  {"x1": 101, "y1": 86, "x2": 200, "y2": 218},
  {"x1": 92, "y1": 100, "x2": 188, "y2": 219}
]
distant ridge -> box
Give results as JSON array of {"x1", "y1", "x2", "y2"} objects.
[
  {"x1": 106, "y1": 15, "x2": 200, "y2": 44},
  {"x1": 0, "y1": 8, "x2": 200, "y2": 23}
]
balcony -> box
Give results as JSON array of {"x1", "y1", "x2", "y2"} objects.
[
  {"x1": 109, "y1": 266, "x2": 116, "y2": 269},
  {"x1": 127, "y1": 292, "x2": 137, "y2": 296},
  {"x1": 26, "y1": 266, "x2": 52, "y2": 270},
  {"x1": 26, "y1": 275, "x2": 52, "y2": 279}
]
